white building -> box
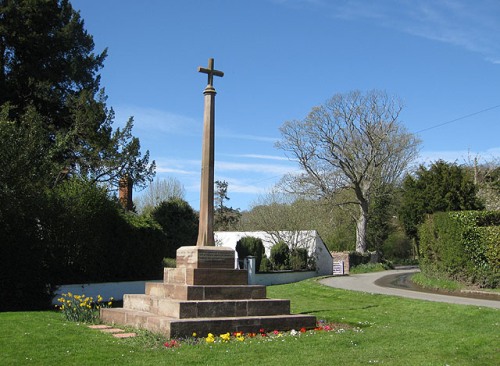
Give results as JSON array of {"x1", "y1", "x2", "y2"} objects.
[{"x1": 214, "y1": 230, "x2": 333, "y2": 276}]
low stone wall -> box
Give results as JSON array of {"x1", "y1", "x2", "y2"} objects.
[
  {"x1": 52, "y1": 280, "x2": 161, "y2": 305},
  {"x1": 244, "y1": 256, "x2": 318, "y2": 285}
]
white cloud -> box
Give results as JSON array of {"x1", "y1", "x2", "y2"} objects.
[
  {"x1": 113, "y1": 105, "x2": 200, "y2": 136},
  {"x1": 216, "y1": 161, "x2": 298, "y2": 175},
  {"x1": 279, "y1": 0, "x2": 500, "y2": 64},
  {"x1": 220, "y1": 153, "x2": 292, "y2": 161},
  {"x1": 218, "y1": 132, "x2": 278, "y2": 143}
]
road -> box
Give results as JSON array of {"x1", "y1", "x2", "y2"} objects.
[{"x1": 319, "y1": 269, "x2": 500, "y2": 309}]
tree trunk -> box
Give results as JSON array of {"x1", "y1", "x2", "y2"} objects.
[{"x1": 355, "y1": 201, "x2": 369, "y2": 253}]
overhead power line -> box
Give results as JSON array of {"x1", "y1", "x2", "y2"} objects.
[{"x1": 415, "y1": 104, "x2": 500, "y2": 134}]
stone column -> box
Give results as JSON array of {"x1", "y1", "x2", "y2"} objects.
[
  {"x1": 196, "y1": 84, "x2": 216, "y2": 246},
  {"x1": 196, "y1": 58, "x2": 223, "y2": 247}
]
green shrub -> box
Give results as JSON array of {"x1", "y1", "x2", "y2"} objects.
[
  {"x1": 43, "y1": 178, "x2": 166, "y2": 284},
  {"x1": 151, "y1": 198, "x2": 198, "y2": 258},
  {"x1": 290, "y1": 248, "x2": 309, "y2": 270},
  {"x1": 349, "y1": 251, "x2": 371, "y2": 267},
  {"x1": 235, "y1": 236, "x2": 265, "y2": 271},
  {"x1": 418, "y1": 211, "x2": 500, "y2": 288},
  {"x1": 259, "y1": 255, "x2": 272, "y2": 272},
  {"x1": 270, "y1": 241, "x2": 290, "y2": 270},
  {"x1": 350, "y1": 263, "x2": 389, "y2": 274}
]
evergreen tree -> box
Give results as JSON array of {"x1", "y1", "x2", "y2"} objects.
[
  {"x1": 0, "y1": 0, "x2": 154, "y2": 187},
  {"x1": 152, "y1": 198, "x2": 198, "y2": 258},
  {"x1": 399, "y1": 160, "x2": 484, "y2": 245}
]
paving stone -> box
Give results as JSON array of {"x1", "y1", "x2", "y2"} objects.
[
  {"x1": 113, "y1": 332, "x2": 137, "y2": 338},
  {"x1": 88, "y1": 325, "x2": 111, "y2": 329},
  {"x1": 100, "y1": 328, "x2": 125, "y2": 333}
]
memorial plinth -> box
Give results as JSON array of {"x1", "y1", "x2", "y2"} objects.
[{"x1": 100, "y1": 245, "x2": 317, "y2": 338}]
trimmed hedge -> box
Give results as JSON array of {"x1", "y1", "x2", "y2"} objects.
[
  {"x1": 270, "y1": 241, "x2": 290, "y2": 270},
  {"x1": 418, "y1": 211, "x2": 500, "y2": 288}
]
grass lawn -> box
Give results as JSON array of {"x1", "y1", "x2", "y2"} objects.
[{"x1": 1, "y1": 279, "x2": 499, "y2": 365}]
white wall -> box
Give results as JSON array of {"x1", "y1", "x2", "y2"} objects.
[{"x1": 52, "y1": 280, "x2": 160, "y2": 305}]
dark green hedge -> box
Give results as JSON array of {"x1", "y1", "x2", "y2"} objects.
[
  {"x1": 418, "y1": 211, "x2": 500, "y2": 288},
  {"x1": 0, "y1": 179, "x2": 167, "y2": 311},
  {"x1": 235, "y1": 236, "x2": 265, "y2": 272}
]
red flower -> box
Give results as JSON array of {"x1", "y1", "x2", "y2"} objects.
[
  {"x1": 300, "y1": 327, "x2": 307, "y2": 333},
  {"x1": 164, "y1": 340, "x2": 179, "y2": 348}
]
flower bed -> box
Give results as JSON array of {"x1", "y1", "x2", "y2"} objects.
[{"x1": 163, "y1": 321, "x2": 355, "y2": 349}]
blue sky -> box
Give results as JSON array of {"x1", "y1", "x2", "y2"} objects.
[{"x1": 72, "y1": 0, "x2": 500, "y2": 211}]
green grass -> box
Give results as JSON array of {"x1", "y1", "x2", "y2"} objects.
[
  {"x1": 1, "y1": 279, "x2": 499, "y2": 365},
  {"x1": 411, "y1": 272, "x2": 465, "y2": 292},
  {"x1": 349, "y1": 262, "x2": 389, "y2": 274}
]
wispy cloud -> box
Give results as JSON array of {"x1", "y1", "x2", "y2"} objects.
[
  {"x1": 219, "y1": 153, "x2": 292, "y2": 161},
  {"x1": 113, "y1": 105, "x2": 200, "y2": 136},
  {"x1": 218, "y1": 132, "x2": 278, "y2": 143},
  {"x1": 278, "y1": 0, "x2": 500, "y2": 64},
  {"x1": 155, "y1": 158, "x2": 199, "y2": 175},
  {"x1": 216, "y1": 161, "x2": 298, "y2": 175}
]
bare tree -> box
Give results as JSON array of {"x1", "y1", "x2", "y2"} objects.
[
  {"x1": 135, "y1": 177, "x2": 185, "y2": 213},
  {"x1": 276, "y1": 90, "x2": 420, "y2": 253}
]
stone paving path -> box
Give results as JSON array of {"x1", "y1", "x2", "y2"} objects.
[{"x1": 88, "y1": 324, "x2": 136, "y2": 338}]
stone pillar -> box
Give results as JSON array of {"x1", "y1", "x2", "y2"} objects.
[{"x1": 196, "y1": 84, "x2": 216, "y2": 246}]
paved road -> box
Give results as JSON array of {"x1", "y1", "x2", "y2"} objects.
[{"x1": 319, "y1": 269, "x2": 500, "y2": 309}]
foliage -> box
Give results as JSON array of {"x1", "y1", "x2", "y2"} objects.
[
  {"x1": 151, "y1": 197, "x2": 198, "y2": 258},
  {"x1": 400, "y1": 160, "x2": 483, "y2": 243},
  {"x1": 235, "y1": 236, "x2": 265, "y2": 272},
  {"x1": 57, "y1": 292, "x2": 113, "y2": 323},
  {"x1": 270, "y1": 241, "x2": 290, "y2": 270},
  {"x1": 418, "y1": 210, "x2": 500, "y2": 288},
  {"x1": 214, "y1": 180, "x2": 241, "y2": 230},
  {"x1": 42, "y1": 178, "x2": 166, "y2": 284},
  {"x1": 0, "y1": 0, "x2": 155, "y2": 188},
  {"x1": 277, "y1": 90, "x2": 420, "y2": 253},
  {"x1": 366, "y1": 184, "x2": 397, "y2": 253},
  {"x1": 410, "y1": 272, "x2": 464, "y2": 292},
  {"x1": 348, "y1": 251, "x2": 372, "y2": 267},
  {"x1": 349, "y1": 263, "x2": 390, "y2": 274},
  {"x1": 381, "y1": 227, "x2": 414, "y2": 261},
  {"x1": 290, "y1": 248, "x2": 309, "y2": 270},
  {"x1": 0, "y1": 108, "x2": 57, "y2": 310},
  {"x1": 0, "y1": 1, "x2": 156, "y2": 309}
]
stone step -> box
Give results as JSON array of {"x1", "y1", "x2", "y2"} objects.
[
  {"x1": 123, "y1": 294, "x2": 291, "y2": 318},
  {"x1": 100, "y1": 308, "x2": 317, "y2": 339},
  {"x1": 145, "y1": 282, "x2": 267, "y2": 300},
  {"x1": 164, "y1": 267, "x2": 248, "y2": 285}
]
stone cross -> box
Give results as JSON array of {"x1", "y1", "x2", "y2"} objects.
[
  {"x1": 196, "y1": 58, "x2": 223, "y2": 246},
  {"x1": 198, "y1": 58, "x2": 224, "y2": 88}
]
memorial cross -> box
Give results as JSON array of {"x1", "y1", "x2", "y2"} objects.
[{"x1": 198, "y1": 58, "x2": 224, "y2": 87}]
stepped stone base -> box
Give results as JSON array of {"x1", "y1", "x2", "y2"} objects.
[
  {"x1": 100, "y1": 246, "x2": 316, "y2": 338},
  {"x1": 101, "y1": 308, "x2": 316, "y2": 338}
]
